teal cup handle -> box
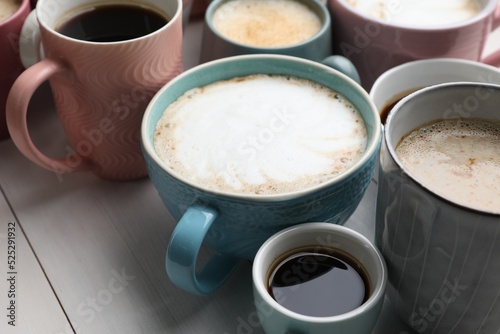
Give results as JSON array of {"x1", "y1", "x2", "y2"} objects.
[
  {"x1": 166, "y1": 205, "x2": 240, "y2": 295},
  {"x1": 321, "y1": 55, "x2": 361, "y2": 85}
]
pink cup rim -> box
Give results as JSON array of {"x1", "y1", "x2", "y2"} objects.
[
  {"x1": 34, "y1": 0, "x2": 182, "y2": 45},
  {"x1": 0, "y1": 0, "x2": 30, "y2": 26},
  {"x1": 331, "y1": 0, "x2": 497, "y2": 31}
]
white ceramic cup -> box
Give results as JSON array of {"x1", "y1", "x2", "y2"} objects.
[
  {"x1": 252, "y1": 222, "x2": 387, "y2": 334},
  {"x1": 370, "y1": 58, "x2": 500, "y2": 124}
]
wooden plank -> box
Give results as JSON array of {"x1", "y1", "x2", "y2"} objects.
[{"x1": 0, "y1": 190, "x2": 72, "y2": 334}]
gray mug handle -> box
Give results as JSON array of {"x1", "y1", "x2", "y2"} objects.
[{"x1": 321, "y1": 55, "x2": 361, "y2": 85}]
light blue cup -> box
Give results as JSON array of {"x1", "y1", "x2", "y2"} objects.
[{"x1": 141, "y1": 55, "x2": 381, "y2": 295}]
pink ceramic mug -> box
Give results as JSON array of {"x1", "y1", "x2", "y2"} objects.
[
  {"x1": 328, "y1": 0, "x2": 500, "y2": 89},
  {"x1": 0, "y1": 0, "x2": 30, "y2": 140},
  {"x1": 6, "y1": 0, "x2": 183, "y2": 180}
]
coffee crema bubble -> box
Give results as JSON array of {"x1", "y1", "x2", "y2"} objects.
[
  {"x1": 212, "y1": 0, "x2": 322, "y2": 47},
  {"x1": 154, "y1": 74, "x2": 367, "y2": 195},
  {"x1": 396, "y1": 118, "x2": 500, "y2": 213},
  {"x1": 344, "y1": 0, "x2": 481, "y2": 26},
  {"x1": 0, "y1": 0, "x2": 20, "y2": 22}
]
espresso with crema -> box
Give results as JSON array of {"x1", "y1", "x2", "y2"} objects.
[
  {"x1": 154, "y1": 74, "x2": 367, "y2": 195},
  {"x1": 0, "y1": 0, "x2": 20, "y2": 22},
  {"x1": 344, "y1": 0, "x2": 481, "y2": 26},
  {"x1": 212, "y1": 0, "x2": 322, "y2": 47},
  {"x1": 396, "y1": 118, "x2": 500, "y2": 213}
]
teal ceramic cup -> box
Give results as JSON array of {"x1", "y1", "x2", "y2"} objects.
[
  {"x1": 200, "y1": 0, "x2": 342, "y2": 66},
  {"x1": 253, "y1": 223, "x2": 387, "y2": 334},
  {"x1": 141, "y1": 55, "x2": 381, "y2": 295}
]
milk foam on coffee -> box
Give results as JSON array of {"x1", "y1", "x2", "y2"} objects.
[
  {"x1": 212, "y1": 0, "x2": 322, "y2": 47},
  {"x1": 396, "y1": 119, "x2": 500, "y2": 213},
  {"x1": 344, "y1": 0, "x2": 481, "y2": 26},
  {"x1": 154, "y1": 75, "x2": 367, "y2": 195},
  {"x1": 0, "y1": 0, "x2": 20, "y2": 21}
]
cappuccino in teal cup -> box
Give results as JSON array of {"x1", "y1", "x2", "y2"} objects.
[{"x1": 141, "y1": 55, "x2": 381, "y2": 295}]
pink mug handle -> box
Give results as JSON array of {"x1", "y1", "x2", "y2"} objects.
[
  {"x1": 6, "y1": 58, "x2": 93, "y2": 174},
  {"x1": 481, "y1": 3, "x2": 500, "y2": 66}
]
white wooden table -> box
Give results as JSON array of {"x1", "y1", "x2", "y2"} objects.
[{"x1": 1, "y1": 17, "x2": 499, "y2": 334}]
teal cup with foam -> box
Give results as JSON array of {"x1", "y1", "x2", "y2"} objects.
[
  {"x1": 200, "y1": 0, "x2": 333, "y2": 63},
  {"x1": 141, "y1": 54, "x2": 381, "y2": 295}
]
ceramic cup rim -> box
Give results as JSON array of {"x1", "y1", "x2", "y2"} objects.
[
  {"x1": 384, "y1": 81, "x2": 500, "y2": 216},
  {"x1": 35, "y1": 0, "x2": 182, "y2": 45},
  {"x1": 330, "y1": 0, "x2": 496, "y2": 31},
  {"x1": 0, "y1": 0, "x2": 30, "y2": 26},
  {"x1": 370, "y1": 58, "x2": 500, "y2": 110},
  {"x1": 141, "y1": 54, "x2": 381, "y2": 202},
  {"x1": 252, "y1": 222, "x2": 387, "y2": 323},
  {"x1": 204, "y1": 0, "x2": 331, "y2": 50}
]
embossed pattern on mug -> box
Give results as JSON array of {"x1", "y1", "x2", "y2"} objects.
[
  {"x1": 145, "y1": 146, "x2": 376, "y2": 259},
  {"x1": 43, "y1": 10, "x2": 183, "y2": 180}
]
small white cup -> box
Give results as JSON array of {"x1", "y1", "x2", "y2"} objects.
[
  {"x1": 370, "y1": 58, "x2": 500, "y2": 124},
  {"x1": 252, "y1": 222, "x2": 387, "y2": 334}
]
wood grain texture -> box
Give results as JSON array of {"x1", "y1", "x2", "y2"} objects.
[{"x1": 0, "y1": 191, "x2": 72, "y2": 334}]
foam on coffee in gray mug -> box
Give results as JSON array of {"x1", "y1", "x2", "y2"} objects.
[
  {"x1": 344, "y1": 0, "x2": 481, "y2": 26},
  {"x1": 0, "y1": 0, "x2": 20, "y2": 21},
  {"x1": 154, "y1": 74, "x2": 367, "y2": 195},
  {"x1": 396, "y1": 118, "x2": 500, "y2": 213},
  {"x1": 212, "y1": 0, "x2": 322, "y2": 47}
]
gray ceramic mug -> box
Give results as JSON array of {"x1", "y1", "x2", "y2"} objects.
[
  {"x1": 199, "y1": 0, "x2": 353, "y2": 75},
  {"x1": 376, "y1": 82, "x2": 500, "y2": 334}
]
